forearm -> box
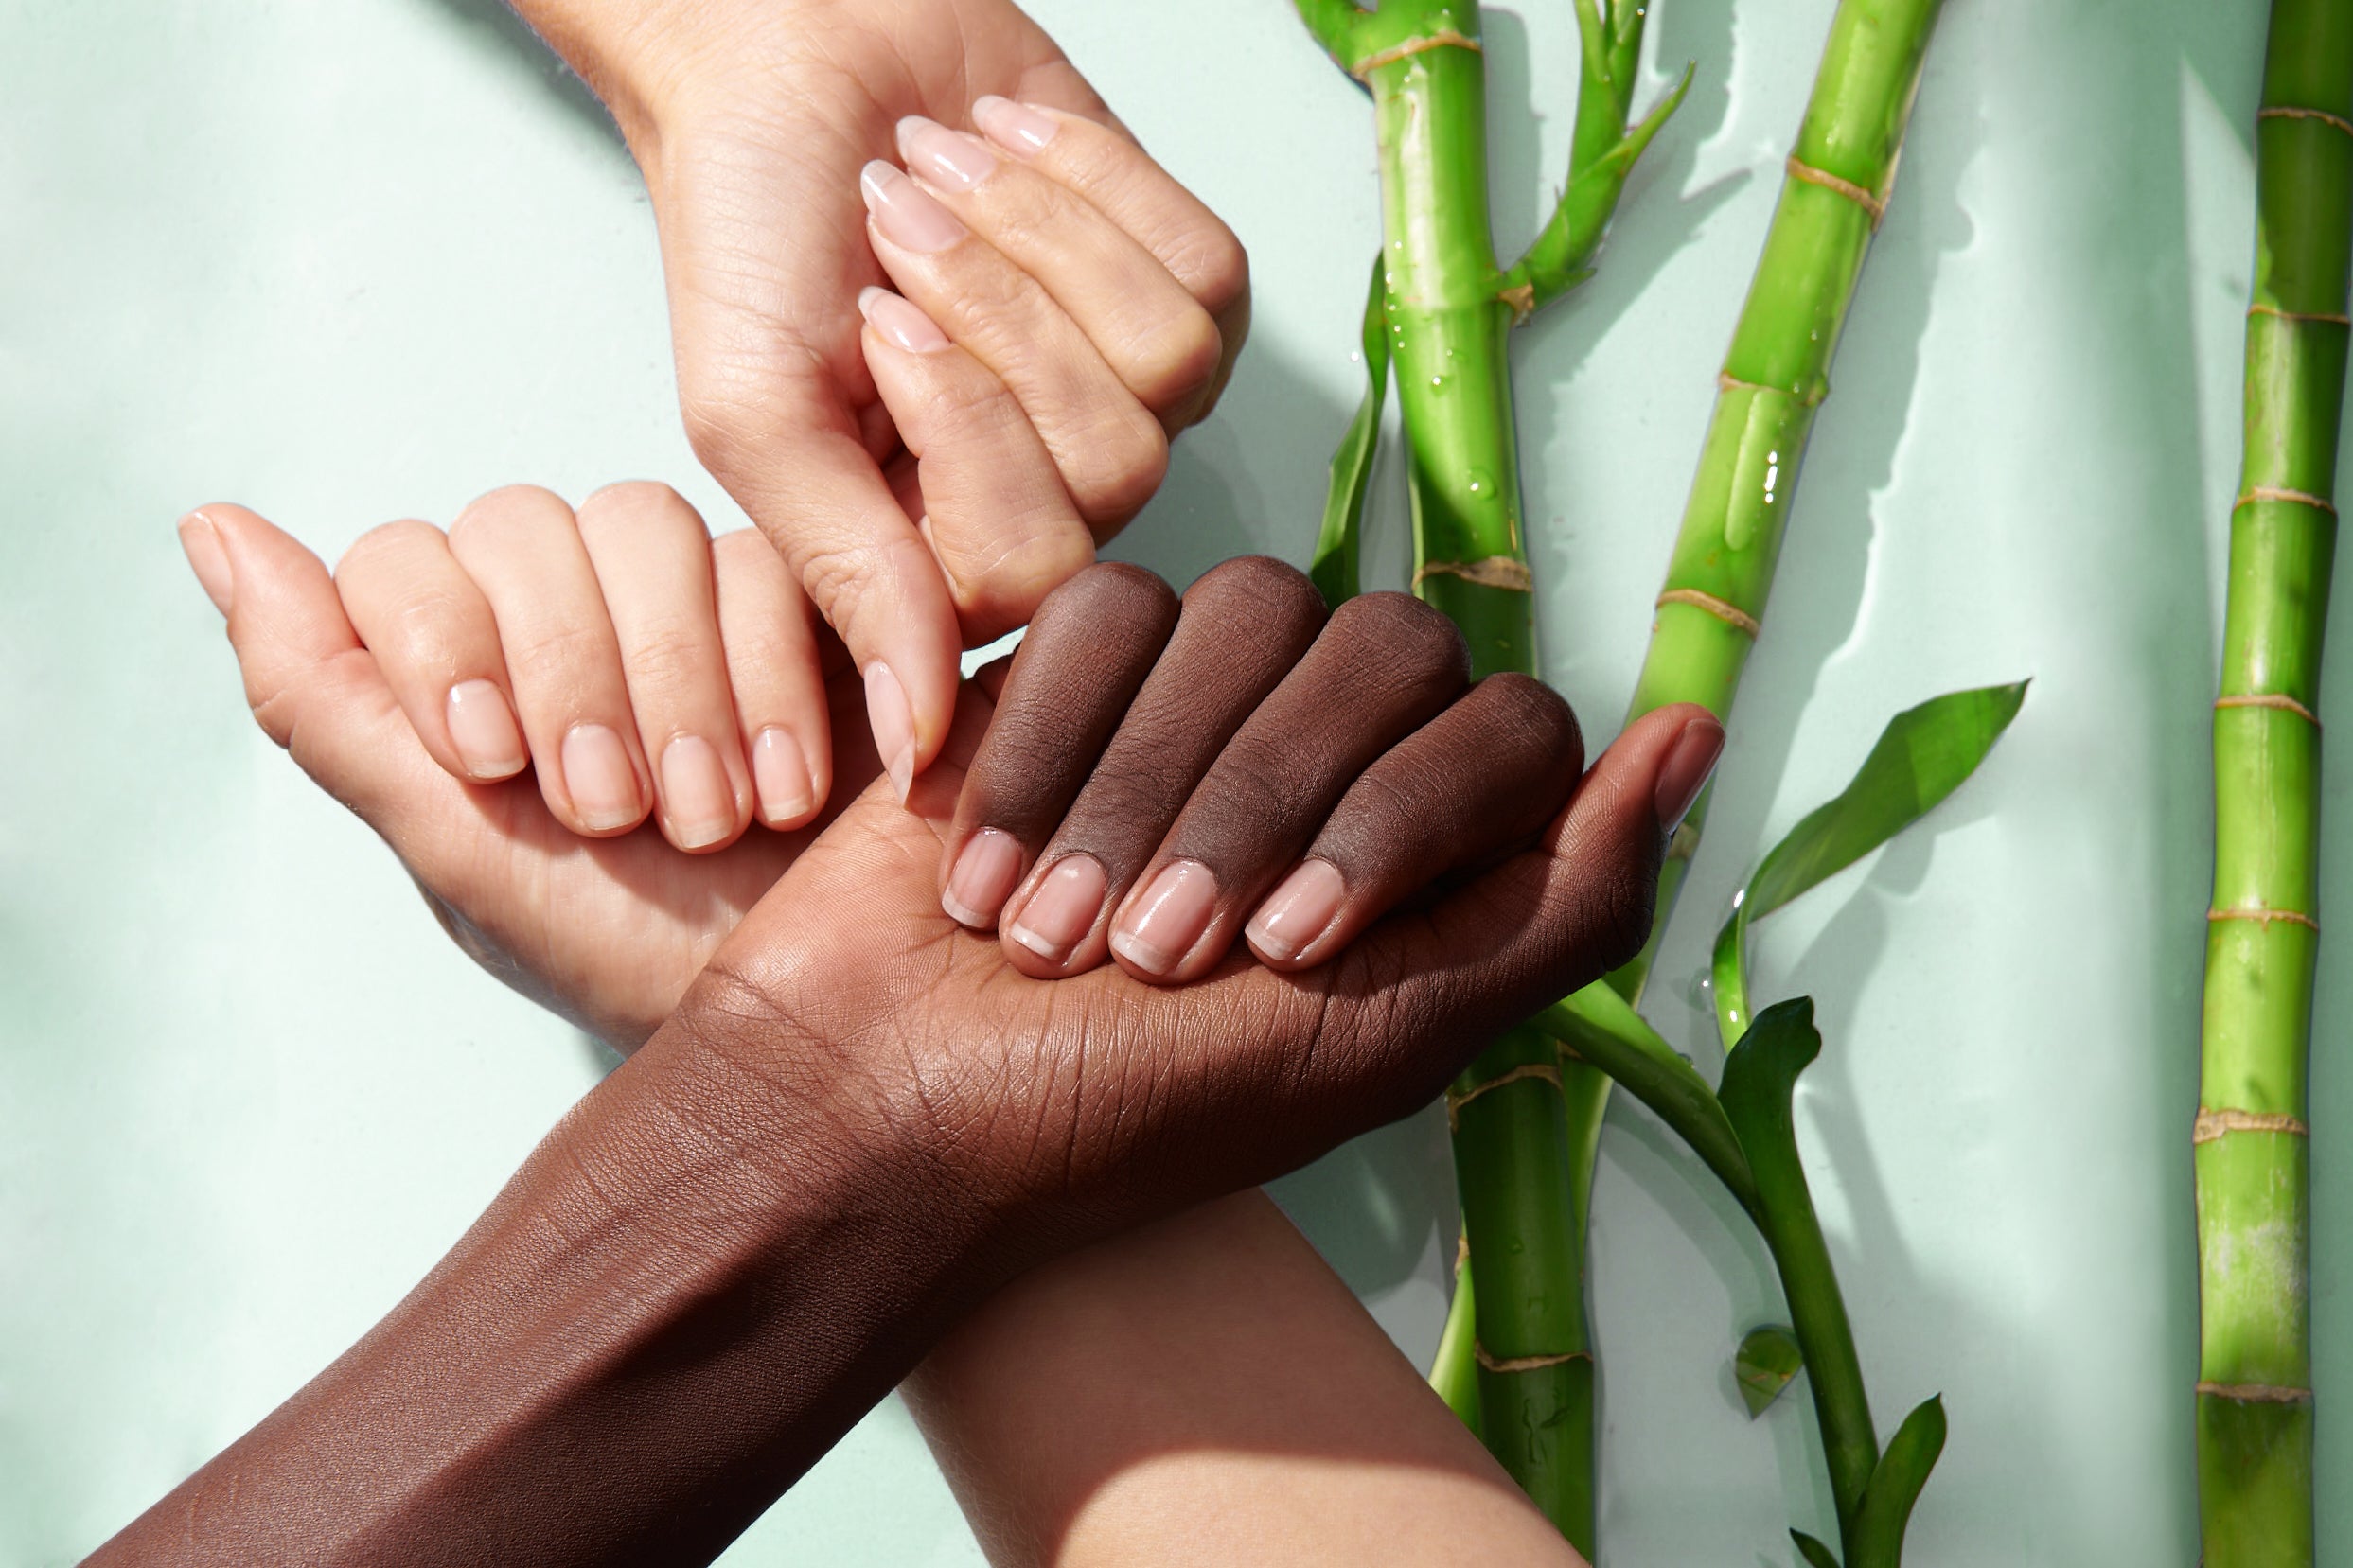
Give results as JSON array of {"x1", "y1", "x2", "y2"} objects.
[
  {"x1": 905, "y1": 1189, "x2": 1583, "y2": 1568},
  {"x1": 92, "y1": 1002, "x2": 1011, "y2": 1568}
]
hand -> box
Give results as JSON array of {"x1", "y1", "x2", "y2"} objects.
[
  {"x1": 116, "y1": 549, "x2": 1712, "y2": 1567},
  {"x1": 514, "y1": 0, "x2": 1248, "y2": 796},
  {"x1": 677, "y1": 556, "x2": 1722, "y2": 1227},
  {"x1": 177, "y1": 488, "x2": 878, "y2": 1049}
]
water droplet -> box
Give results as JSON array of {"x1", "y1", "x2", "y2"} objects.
[{"x1": 1465, "y1": 467, "x2": 1495, "y2": 499}]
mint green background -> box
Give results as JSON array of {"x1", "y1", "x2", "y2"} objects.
[{"x1": 0, "y1": 0, "x2": 2324, "y2": 1561}]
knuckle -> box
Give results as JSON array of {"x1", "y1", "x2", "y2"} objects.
[
  {"x1": 1035, "y1": 558, "x2": 1177, "y2": 629},
  {"x1": 1475, "y1": 673, "x2": 1583, "y2": 770},
  {"x1": 335, "y1": 518, "x2": 442, "y2": 583},
  {"x1": 448, "y1": 484, "x2": 573, "y2": 553},
  {"x1": 1333, "y1": 591, "x2": 1471, "y2": 684},
  {"x1": 1181, "y1": 224, "x2": 1251, "y2": 316},
  {"x1": 579, "y1": 479, "x2": 694, "y2": 528},
  {"x1": 1187, "y1": 554, "x2": 1322, "y2": 626},
  {"x1": 1059, "y1": 410, "x2": 1168, "y2": 526},
  {"x1": 1122, "y1": 307, "x2": 1223, "y2": 412}
]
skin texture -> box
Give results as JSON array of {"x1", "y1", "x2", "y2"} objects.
[
  {"x1": 907, "y1": 1189, "x2": 1584, "y2": 1568},
  {"x1": 508, "y1": 0, "x2": 1248, "y2": 793},
  {"x1": 122, "y1": 526, "x2": 1707, "y2": 1565}
]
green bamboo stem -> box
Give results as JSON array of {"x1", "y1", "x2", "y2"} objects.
[
  {"x1": 1292, "y1": 0, "x2": 1677, "y2": 1544},
  {"x1": 2196, "y1": 1, "x2": 2353, "y2": 1557},
  {"x1": 1605, "y1": 0, "x2": 1943, "y2": 1006}
]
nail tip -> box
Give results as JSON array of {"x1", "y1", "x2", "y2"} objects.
[
  {"x1": 1007, "y1": 923, "x2": 1071, "y2": 964},
  {"x1": 1108, "y1": 930, "x2": 1175, "y2": 976},
  {"x1": 940, "y1": 890, "x2": 993, "y2": 929}
]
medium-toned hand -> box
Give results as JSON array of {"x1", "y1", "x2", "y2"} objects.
[
  {"x1": 179, "y1": 491, "x2": 878, "y2": 1049},
  {"x1": 678, "y1": 556, "x2": 1722, "y2": 1230},
  {"x1": 515, "y1": 0, "x2": 1248, "y2": 796}
]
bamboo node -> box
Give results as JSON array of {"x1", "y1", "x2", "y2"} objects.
[
  {"x1": 2215, "y1": 692, "x2": 2321, "y2": 727},
  {"x1": 2234, "y1": 484, "x2": 2339, "y2": 515},
  {"x1": 1417, "y1": 556, "x2": 1534, "y2": 592},
  {"x1": 1499, "y1": 280, "x2": 1536, "y2": 325},
  {"x1": 2206, "y1": 906, "x2": 2320, "y2": 932},
  {"x1": 2193, "y1": 1107, "x2": 2309, "y2": 1143},
  {"x1": 1717, "y1": 370, "x2": 1827, "y2": 407},
  {"x1": 1655, "y1": 587, "x2": 1762, "y2": 638},
  {"x1": 1785, "y1": 154, "x2": 1886, "y2": 227},
  {"x1": 2196, "y1": 1380, "x2": 2313, "y2": 1403},
  {"x1": 2257, "y1": 104, "x2": 2353, "y2": 139},
  {"x1": 1350, "y1": 29, "x2": 1481, "y2": 79},
  {"x1": 1445, "y1": 1062, "x2": 1564, "y2": 1130},
  {"x1": 1475, "y1": 1342, "x2": 1592, "y2": 1374},
  {"x1": 1666, "y1": 818, "x2": 1704, "y2": 862},
  {"x1": 2249, "y1": 302, "x2": 2353, "y2": 326}
]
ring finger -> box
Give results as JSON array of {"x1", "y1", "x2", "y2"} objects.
[
  {"x1": 574, "y1": 483, "x2": 753, "y2": 853},
  {"x1": 447, "y1": 484, "x2": 651, "y2": 837}
]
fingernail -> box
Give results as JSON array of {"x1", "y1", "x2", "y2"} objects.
[
  {"x1": 561, "y1": 723, "x2": 642, "y2": 832},
  {"x1": 1654, "y1": 717, "x2": 1727, "y2": 836},
  {"x1": 445, "y1": 679, "x2": 526, "y2": 781},
  {"x1": 972, "y1": 95, "x2": 1060, "y2": 155},
  {"x1": 858, "y1": 286, "x2": 951, "y2": 354},
  {"x1": 1006, "y1": 854, "x2": 1107, "y2": 962},
  {"x1": 859, "y1": 159, "x2": 966, "y2": 254},
  {"x1": 865, "y1": 662, "x2": 916, "y2": 802},
  {"x1": 1110, "y1": 859, "x2": 1219, "y2": 977},
  {"x1": 177, "y1": 512, "x2": 234, "y2": 616},
  {"x1": 752, "y1": 727, "x2": 816, "y2": 825},
  {"x1": 942, "y1": 828, "x2": 1024, "y2": 928},
  {"x1": 1245, "y1": 859, "x2": 1347, "y2": 963},
  {"x1": 660, "y1": 734, "x2": 737, "y2": 850},
  {"x1": 897, "y1": 115, "x2": 998, "y2": 191}
]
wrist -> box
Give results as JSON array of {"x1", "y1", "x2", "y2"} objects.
[{"x1": 507, "y1": 0, "x2": 779, "y2": 150}]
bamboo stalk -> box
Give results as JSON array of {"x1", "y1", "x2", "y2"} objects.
[
  {"x1": 1291, "y1": 0, "x2": 1680, "y2": 1543},
  {"x1": 2196, "y1": 2, "x2": 2353, "y2": 1557},
  {"x1": 1605, "y1": 0, "x2": 1943, "y2": 1005}
]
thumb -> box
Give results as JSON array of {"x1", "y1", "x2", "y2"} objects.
[
  {"x1": 1336, "y1": 704, "x2": 1725, "y2": 1105},
  {"x1": 179, "y1": 504, "x2": 442, "y2": 837}
]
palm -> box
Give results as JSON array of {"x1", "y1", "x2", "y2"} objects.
[{"x1": 299, "y1": 655, "x2": 881, "y2": 1050}]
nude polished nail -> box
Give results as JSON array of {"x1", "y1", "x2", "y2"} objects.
[
  {"x1": 1111, "y1": 860, "x2": 1219, "y2": 976},
  {"x1": 1006, "y1": 854, "x2": 1107, "y2": 962},
  {"x1": 1654, "y1": 717, "x2": 1727, "y2": 837},
  {"x1": 865, "y1": 662, "x2": 916, "y2": 802},
  {"x1": 858, "y1": 286, "x2": 950, "y2": 354},
  {"x1": 859, "y1": 160, "x2": 966, "y2": 254},
  {"x1": 942, "y1": 828, "x2": 1023, "y2": 928},
  {"x1": 445, "y1": 679, "x2": 526, "y2": 781},
  {"x1": 897, "y1": 115, "x2": 998, "y2": 191},
  {"x1": 1245, "y1": 859, "x2": 1346, "y2": 963},
  {"x1": 971, "y1": 95, "x2": 1060, "y2": 155},
  {"x1": 661, "y1": 734, "x2": 736, "y2": 850},
  {"x1": 562, "y1": 723, "x2": 642, "y2": 832},
  {"x1": 752, "y1": 727, "x2": 816, "y2": 826}
]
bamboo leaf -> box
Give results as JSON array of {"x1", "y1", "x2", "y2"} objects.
[
  {"x1": 1719, "y1": 998, "x2": 1879, "y2": 1531},
  {"x1": 1310, "y1": 254, "x2": 1389, "y2": 608},
  {"x1": 1736, "y1": 1324, "x2": 1805, "y2": 1418},
  {"x1": 1712, "y1": 681, "x2": 2026, "y2": 1048},
  {"x1": 1790, "y1": 1530, "x2": 1842, "y2": 1568},
  {"x1": 1543, "y1": 982, "x2": 1759, "y2": 1220},
  {"x1": 1849, "y1": 1395, "x2": 1948, "y2": 1564}
]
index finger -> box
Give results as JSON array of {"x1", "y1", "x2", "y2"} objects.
[{"x1": 680, "y1": 347, "x2": 964, "y2": 803}]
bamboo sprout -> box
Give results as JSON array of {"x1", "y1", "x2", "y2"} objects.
[
  {"x1": 2196, "y1": 0, "x2": 2353, "y2": 1557},
  {"x1": 1291, "y1": 0, "x2": 1685, "y2": 1543}
]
